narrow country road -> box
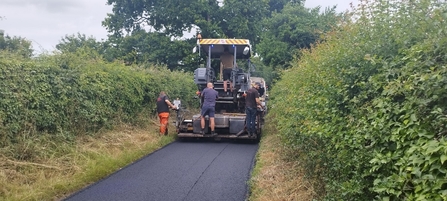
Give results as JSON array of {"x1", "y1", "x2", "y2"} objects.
[{"x1": 64, "y1": 140, "x2": 259, "y2": 201}]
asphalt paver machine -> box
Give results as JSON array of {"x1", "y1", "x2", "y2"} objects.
[{"x1": 175, "y1": 38, "x2": 265, "y2": 141}]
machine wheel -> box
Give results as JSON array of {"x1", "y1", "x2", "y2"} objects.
[{"x1": 253, "y1": 128, "x2": 261, "y2": 143}]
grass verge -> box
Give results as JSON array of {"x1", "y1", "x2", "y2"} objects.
[
  {"x1": 0, "y1": 119, "x2": 175, "y2": 201},
  {"x1": 249, "y1": 122, "x2": 315, "y2": 201}
]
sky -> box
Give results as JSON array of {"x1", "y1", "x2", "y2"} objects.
[{"x1": 0, "y1": 0, "x2": 359, "y2": 54}]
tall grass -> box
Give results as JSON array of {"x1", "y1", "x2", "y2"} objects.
[
  {"x1": 249, "y1": 118, "x2": 314, "y2": 201},
  {"x1": 0, "y1": 123, "x2": 176, "y2": 201}
]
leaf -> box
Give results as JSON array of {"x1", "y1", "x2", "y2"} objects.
[
  {"x1": 440, "y1": 189, "x2": 447, "y2": 195},
  {"x1": 426, "y1": 141, "x2": 442, "y2": 154},
  {"x1": 441, "y1": 155, "x2": 447, "y2": 165},
  {"x1": 404, "y1": 119, "x2": 409, "y2": 125},
  {"x1": 411, "y1": 167, "x2": 422, "y2": 178},
  {"x1": 410, "y1": 114, "x2": 417, "y2": 122}
]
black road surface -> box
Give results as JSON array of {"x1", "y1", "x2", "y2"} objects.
[{"x1": 64, "y1": 140, "x2": 259, "y2": 201}]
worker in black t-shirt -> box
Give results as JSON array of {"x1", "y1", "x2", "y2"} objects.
[
  {"x1": 245, "y1": 82, "x2": 262, "y2": 137},
  {"x1": 156, "y1": 91, "x2": 177, "y2": 135}
]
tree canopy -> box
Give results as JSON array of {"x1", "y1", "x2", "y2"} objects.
[
  {"x1": 100, "y1": 0, "x2": 339, "y2": 74},
  {"x1": 56, "y1": 33, "x2": 104, "y2": 54},
  {"x1": 257, "y1": 4, "x2": 339, "y2": 70},
  {"x1": 0, "y1": 33, "x2": 33, "y2": 58},
  {"x1": 106, "y1": 31, "x2": 195, "y2": 70},
  {"x1": 103, "y1": 0, "x2": 274, "y2": 45}
]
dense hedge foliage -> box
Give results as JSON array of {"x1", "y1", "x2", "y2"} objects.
[
  {"x1": 0, "y1": 47, "x2": 197, "y2": 147},
  {"x1": 269, "y1": 0, "x2": 447, "y2": 200}
]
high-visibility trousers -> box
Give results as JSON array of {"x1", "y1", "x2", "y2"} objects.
[{"x1": 158, "y1": 112, "x2": 170, "y2": 135}]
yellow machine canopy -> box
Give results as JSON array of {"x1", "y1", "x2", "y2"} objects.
[{"x1": 198, "y1": 38, "x2": 251, "y2": 59}]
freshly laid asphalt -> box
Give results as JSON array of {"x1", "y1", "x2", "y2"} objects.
[{"x1": 64, "y1": 140, "x2": 259, "y2": 201}]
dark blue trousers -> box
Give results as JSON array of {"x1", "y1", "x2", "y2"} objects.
[{"x1": 246, "y1": 107, "x2": 257, "y2": 134}]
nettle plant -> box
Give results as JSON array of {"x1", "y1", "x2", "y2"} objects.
[{"x1": 269, "y1": 0, "x2": 447, "y2": 200}]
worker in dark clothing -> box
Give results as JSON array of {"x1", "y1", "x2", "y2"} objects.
[
  {"x1": 156, "y1": 91, "x2": 177, "y2": 136},
  {"x1": 201, "y1": 82, "x2": 219, "y2": 136},
  {"x1": 245, "y1": 82, "x2": 262, "y2": 137},
  {"x1": 220, "y1": 47, "x2": 236, "y2": 95}
]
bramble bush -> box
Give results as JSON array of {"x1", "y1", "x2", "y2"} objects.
[
  {"x1": 269, "y1": 0, "x2": 447, "y2": 200},
  {"x1": 0, "y1": 47, "x2": 197, "y2": 147}
]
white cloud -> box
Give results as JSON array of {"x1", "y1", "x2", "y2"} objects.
[
  {"x1": 1, "y1": 0, "x2": 84, "y2": 13},
  {"x1": 0, "y1": 0, "x2": 112, "y2": 53}
]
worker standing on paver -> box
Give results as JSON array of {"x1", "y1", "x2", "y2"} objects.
[{"x1": 220, "y1": 47, "x2": 235, "y2": 96}]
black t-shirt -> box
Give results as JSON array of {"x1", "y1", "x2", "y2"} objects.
[
  {"x1": 246, "y1": 88, "x2": 259, "y2": 108},
  {"x1": 257, "y1": 87, "x2": 265, "y2": 96},
  {"x1": 156, "y1": 95, "x2": 170, "y2": 113}
]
